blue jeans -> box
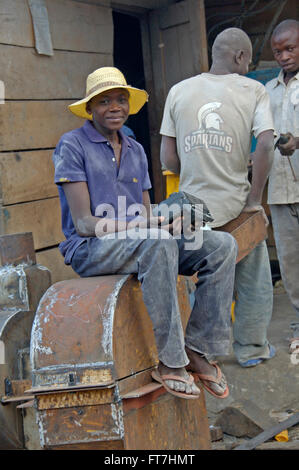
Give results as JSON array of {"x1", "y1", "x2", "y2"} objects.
[
  {"x1": 233, "y1": 240, "x2": 273, "y2": 363},
  {"x1": 270, "y1": 203, "x2": 299, "y2": 338},
  {"x1": 71, "y1": 228, "x2": 237, "y2": 369}
]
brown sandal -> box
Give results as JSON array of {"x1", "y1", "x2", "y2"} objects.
[{"x1": 151, "y1": 369, "x2": 200, "y2": 399}]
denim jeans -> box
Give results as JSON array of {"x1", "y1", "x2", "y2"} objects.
[
  {"x1": 270, "y1": 203, "x2": 299, "y2": 338},
  {"x1": 71, "y1": 228, "x2": 237, "y2": 368},
  {"x1": 233, "y1": 240, "x2": 273, "y2": 363}
]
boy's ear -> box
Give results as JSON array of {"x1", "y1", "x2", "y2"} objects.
[{"x1": 86, "y1": 101, "x2": 92, "y2": 115}]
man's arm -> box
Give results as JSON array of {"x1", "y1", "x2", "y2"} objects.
[
  {"x1": 277, "y1": 132, "x2": 299, "y2": 156},
  {"x1": 243, "y1": 129, "x2": 274, "y2": 219},
  {"x1": 160, "y1": 135, "x2": 180, "y2": 174}
]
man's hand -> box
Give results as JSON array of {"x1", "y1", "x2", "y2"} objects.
[
  {"x1": 242, "y1": 203, "x2": 269, "y2": 227},
  {"x1": 277, "y1": 132, "x2": 297, "y2": 156}
]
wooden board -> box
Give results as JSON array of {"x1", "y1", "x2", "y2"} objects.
[
  {"x1": 0, "y1": 101, "x2": 83, "y2": 151},
  {"x1": 215, "y1": 211, "x2": 268, "y2": 263},
  {"x1": 0, "y1": 232, "x2": 36, "y2": 266},
  {"x1": 0, "y1": 197, "x2": 63, "y2": 250},
  {"x1": 47, "y1": 0, "x2": 113, "y2": 54},
  {"x1": 0, "y1": 0, "x2": 113, "y2": 53},
  {"x1": 36, "y1": 247, "x2": 79, "y2": 284},
  {"x1": 0, "y1": 45, "x2": 113, "y2": 100},
  {"x1": 0, "y1": 150, "x2": 57, "y2": 205},
  {"x1": 147, "y1": 0, "x2": 208, "y2": 202},
  {"x1": 123, "y1": 385, "x2": 211, "y2": 450}
]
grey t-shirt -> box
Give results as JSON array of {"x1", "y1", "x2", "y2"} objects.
[{"x1": 160, "y1": 73, "x2": 274, "y2": 227}]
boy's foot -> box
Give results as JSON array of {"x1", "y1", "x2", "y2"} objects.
[
  {"x1": 151, "y1": 362, "x2": 201, "y2": 399},
  {"x1": 185, "y1": 346, "x2": 229, "y2": 398}
]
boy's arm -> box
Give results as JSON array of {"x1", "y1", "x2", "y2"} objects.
[
  {"x1": 63, "y1": 183, "x2": 163, "y2": 237},
  {"x1": 62, "y1": 181, "x2": 128, "y2": 237}
]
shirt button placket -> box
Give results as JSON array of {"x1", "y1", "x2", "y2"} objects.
[{"x1": 107, "y1": 142, "x2": 116, "y2": 163}]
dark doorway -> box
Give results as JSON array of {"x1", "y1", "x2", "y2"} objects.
[{"x1": 113, "y1": 11, "x2": 154, "y2": 200}]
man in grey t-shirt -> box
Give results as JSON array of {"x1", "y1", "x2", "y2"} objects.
[{"x1": 160, "y1": 28, "x2": 276, "y2": 368}]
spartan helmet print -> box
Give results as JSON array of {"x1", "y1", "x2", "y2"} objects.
[{"x1": 197, "y1": 102, "x2": 223, "y2": 131}]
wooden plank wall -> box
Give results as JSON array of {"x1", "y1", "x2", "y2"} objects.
[{"x1": 0, "y1": 0, "x2": 114, "y2": 283}]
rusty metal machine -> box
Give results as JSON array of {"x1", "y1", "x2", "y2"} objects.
[
  {"x1": 0, "y1": 233, "x2": 51, "y2": 449},
  {"x1": 0, "y1": 211, "x2": 267, "y2": 449},
  {"x1": 0, "y1": 233, "x2": 211, "y2": 450},
  {"x1": 26, "y1": 275, "x2": 210, "y2": 450}
]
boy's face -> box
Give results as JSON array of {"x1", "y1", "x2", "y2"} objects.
[
  {"x1": 86, "y1": 88, "x2": 130, "y2": 133},
  {"x1": 271, "y1": 27, "x2": 299, "y2": 74}
]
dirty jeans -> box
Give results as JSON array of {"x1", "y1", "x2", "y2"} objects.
[
  {"x1": 233, "y1": 240, "x2": 273, "y2": 363},
  {"x1": 71, "y1": 228, "x2": 237, "y2": 369},
  {"x1": 270, "y1": 203, "x2": 299, "y2": 338}
]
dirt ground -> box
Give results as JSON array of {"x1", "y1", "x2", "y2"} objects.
[{"x1": 204, "y1": 282, "x2": 299, "y2": 450}]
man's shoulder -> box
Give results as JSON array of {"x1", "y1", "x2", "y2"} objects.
[
  {"x1": 126, "y1": 135, "x2": 143, "y2": 149},
  {"x1": 235, "y1": 74, "x2": 266, "y2": 91},
  {"x1": 169, "y1": 74, "x2": 201, "y2": 93},
  {"x1": 126, "y1": 136, "x2": 148, "y2": 162},
  {"x1": 265, "y1": 76, "x2": 279, "y2": 91}
]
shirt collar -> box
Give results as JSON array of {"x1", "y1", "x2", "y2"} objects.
[
  {"x1": 82, "y1": 120, "x2": 132, "y2": 147},
  {"x1": 270, "y1": 69, "x2": 299, "y2": 88}
]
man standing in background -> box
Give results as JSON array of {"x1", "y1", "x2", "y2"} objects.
[
  {"x1": 266, "y1": 19, "x2": 299, "y2": 355},
  {"x1": 160, "y1": 27, "x2": 276, "y2": 368}
]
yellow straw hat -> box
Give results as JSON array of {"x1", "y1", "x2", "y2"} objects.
[{"x1": 68, "y1": 67, "x2": 149, "y2": 120}]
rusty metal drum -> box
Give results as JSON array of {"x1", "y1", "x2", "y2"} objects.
[{"x1": 28, "y1": 274, "x2": 211, "y2": 450}]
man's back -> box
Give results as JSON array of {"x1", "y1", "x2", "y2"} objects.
[{"x1": 160, "y1": 72, "x2": 273, "y2": 227}]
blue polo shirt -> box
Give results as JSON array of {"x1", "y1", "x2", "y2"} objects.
[{"x1": 53, "y1": 120, "x2": 152, "y2": 264}]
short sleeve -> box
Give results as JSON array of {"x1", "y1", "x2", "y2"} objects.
[
  {"x1": 252, "y1": 83, "x2": 275, "y2": 138},
  {"x1": 160, "y1": 86, "x2": 177, "y2": 137},
  {"x1": 53, "y1": 138, "x2": 87, "y2": 185}
]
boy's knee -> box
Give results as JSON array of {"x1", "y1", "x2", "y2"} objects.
[{"x1": 147, "y1": 234, "x2": 179, "y2": 259}]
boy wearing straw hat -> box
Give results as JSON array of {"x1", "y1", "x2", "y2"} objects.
[{"x1": 53, "y1": 67, "x2": 237, "y2": 399}]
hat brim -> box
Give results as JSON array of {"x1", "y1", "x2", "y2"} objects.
[{"x1": 68, "y1": 85, "x2": 148, "y2": 120}]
